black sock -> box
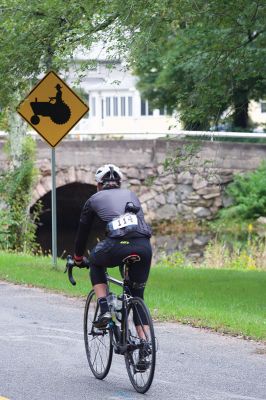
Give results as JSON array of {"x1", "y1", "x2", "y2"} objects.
[{"x1": 98, "y1": 297, "x2": 109, "y2": 314}]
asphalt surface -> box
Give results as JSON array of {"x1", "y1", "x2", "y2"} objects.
[{"x1": 0, "y1": 281, "x2": 265, "y2": 400}]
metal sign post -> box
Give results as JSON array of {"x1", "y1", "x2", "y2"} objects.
[
  {"x1": 51, "y1": 147, "x2": 57, "y2": 268},
  {"x1": 17, "y1": 71, "x2": 89, "y2": 265}
]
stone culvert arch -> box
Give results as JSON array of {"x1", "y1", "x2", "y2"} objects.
[
  {"x1": 31, "y1": 164, "x2": 96, "y2": 206},
  {"x1": 30, "y1": 163, "x2": 98, "y2": 256},
  {"x1": 30, "y1": 140, "x2": 266, "y2": 223}
]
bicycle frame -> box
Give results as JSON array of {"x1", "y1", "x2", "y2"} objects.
[
  {"x1": 65, "y1": 256, "x2": 150, "y2": 356},
  {"x1": 105, "y1": 263, "x2": 133, "y2": 355}
]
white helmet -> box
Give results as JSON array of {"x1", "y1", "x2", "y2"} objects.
[{"x1": 95, "y1": 164, "x2": 123, "y2": 184}]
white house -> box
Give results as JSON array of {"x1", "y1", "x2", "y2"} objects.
[
  {"x1": 65, "y1": 46, "x2": 181, "y2": 138},
  {"x1": 249, "y1": 100, "x2": 266, "y2": 129},
  {"x1": 30, "y1": 45, "x2": 265, "y2": 139}
]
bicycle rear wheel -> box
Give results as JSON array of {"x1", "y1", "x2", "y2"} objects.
[
  {"x1": 124, "y1": 297, "x2": 156, "y2": 393},
  {"x1": 84, "y1": 290, "x2": 113, "y2": 379}
]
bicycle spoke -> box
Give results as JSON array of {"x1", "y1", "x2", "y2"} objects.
[
  {"x1": 84, "y1": 284, "x2": 156, "y2": 392},
  {"x1": 84, "y1": 290, "x2": 113, "y2": 379},
  {"x1": 124, "y1": 297, "x2": 156, "y2": 393},
  {"x1": 98, "y1": 335, "x2": 109, "y2": 350},
  {"x1": 91, "y1": 340, "x2": 101, "y2": 368},
  {"x1": 98, "y1": 348, "x2": 105, "y2": 371},
  {"x1": 92, "y1": 334, "x2": 108, "y2": 372}
]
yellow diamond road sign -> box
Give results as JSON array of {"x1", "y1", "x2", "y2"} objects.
[{"x1": 17, "y1": 71, "x2": 89, "y2": 147}]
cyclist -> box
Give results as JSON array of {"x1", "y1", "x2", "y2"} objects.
[{"x1": 73, "y1": 164, "x2": 152, "y2": 331}]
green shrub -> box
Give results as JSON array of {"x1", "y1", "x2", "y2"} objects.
[
  {"x1": 156, "y1": 236, "x2": 266, "y2": 271},
  {"x1": 0, "y1": 136, "x2": 40, "y2": 252},
  {"x1": 202, "y1": 237, "x2": 266, "y2": 270},
  {"x1": 155, "y1": 250, "x2": 190, "y2": 268},
  {"x1": 218, "y1": 162, "x2": 266, "y2": 223}
]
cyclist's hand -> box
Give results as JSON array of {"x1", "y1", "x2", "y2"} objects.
[{"x1": 73, "y1": 255, "x2": 90, "y2": 269}]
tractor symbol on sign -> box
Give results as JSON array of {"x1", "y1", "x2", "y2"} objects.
[{"x1": 30, "y1": 84, "x2": 71, "y2": 125}]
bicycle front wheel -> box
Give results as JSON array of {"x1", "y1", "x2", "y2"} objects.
[
  {"x1": 84, "y1": 290, "x2": 113, "y2": 379},
  {"x1": 124, "y1": 297, "x2": 156, "y2": 393}
]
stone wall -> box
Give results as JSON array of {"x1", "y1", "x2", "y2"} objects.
[
  {"x1": 121, "y1": 165, "x2": 234, "y2": 222},
  {"x1": 1, "y1": 139, "x2": 266, "y2": 223}
]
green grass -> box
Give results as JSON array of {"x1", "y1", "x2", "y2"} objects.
[
  {"x1": 0, "y1": 251, "x2": 265, "y2": 340},
  {"x1": 148, "y1": 267, "x2": 266, "y2": 340}
]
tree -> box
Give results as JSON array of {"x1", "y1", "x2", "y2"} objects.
[
  {"x1": 0, "y1": 136, "x2": 39, "y2": 252},
  {"x1": 1, "y1": 0, "x2": 265, "y2": 130},
  {"x1": 1, "y1": 0, "x2": 265, "y2": 252},
  {"x1": 130, "y1": 1, "x2": 266, "y2": 130}
]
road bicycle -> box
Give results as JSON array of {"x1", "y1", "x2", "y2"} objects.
[{"x1": 65, "y1": 254, "x2": 156, "y2": 394}]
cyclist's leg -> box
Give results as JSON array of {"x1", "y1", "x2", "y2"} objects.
[
  {"x1": 89, "y1": 239, "x2": 115, "y2": 323},
  {"x1": 89, "y1": 237, "x2": 134, "y2": 322},
  {"x1": 129, "y1": 263, "x2": 150, "y2": 339},
  {"x1": 89, "y1": 264, "x2": 110, "y2": 327},
  {"x1": 126, "y1": 239, "x2": 152, "y2": 339},
  {"x1": 89, "y1": 237, "x2": 152, "y2": 329},
  {"x1": 122, "y1": 240, "x2": 153, "y2": 375},
  {"x1": 90, "y1": 264, "x2": 108, "y2": 306},
  {"x1": 89, "y1": 238, "x2": 117, "y2": 295}
]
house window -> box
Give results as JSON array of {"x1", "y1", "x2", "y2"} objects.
[
  {"x1": 141, "y1": 99, "x2": 146, "y2": 116},
  {"x1": 128, "y1": 96, "x2": 133, "y2": 116},
  {"x1": 101, "y1": 99, "x2": 104, "y2": 119},
  {"x1": 261, "y1": 101, "x2": 266, "y2": 113},
  {"x1": 121, "y1": 97, "x2": 126, "y2": 116},
  {"x1": 159, "y1": 106, "x2": 166, "y2": 115},
  {"x1": 113, "y1": 97, "x2": 118, "y2": 116},
  {"x1": 106, "y1": 97, "x2": 111, "y2": 116},
  {"x1": 141, "y1": 98, "x2": 153, "y2": 116},
  {"x1": 160, "y1": 106, "x2": 171, "y2": 115},
  {"x1": 91, "y1": 97, "x2": 96, "y2": 116}
]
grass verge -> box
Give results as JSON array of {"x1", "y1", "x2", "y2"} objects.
[{"x1": 0, "y1": 251, "x2": 265, "y2": 340}]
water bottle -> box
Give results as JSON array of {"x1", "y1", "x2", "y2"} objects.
[
  {"x1": 107, "y1": 293, "x2": 117, "y2": 313},
  {"x1": 107, "y1": 293, "x2": 122, "y2": 322},
  {"x1": 115, "y1": 296, "x2": 123, "y2": 321}
]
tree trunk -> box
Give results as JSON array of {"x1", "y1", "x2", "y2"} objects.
[
  {"x1": 232, "y1": 89, "x2": 249, "y2": 130},
  {"x1": 7, "y1": 93, "x2": 27, "y2": 169},
  {"x1": 183, "y1": 118, "x2": 209, "y2": 131}
]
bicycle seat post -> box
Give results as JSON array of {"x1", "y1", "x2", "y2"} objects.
[
  {"x1": 121, "y1": 262, "x2": 131, "y2": 298},
  {"x1": 121, "y1": 254, "x2": 141, "y2": 294},
  {"x1": 123, "y1": 263, "x2": 129, "y2": 282}
]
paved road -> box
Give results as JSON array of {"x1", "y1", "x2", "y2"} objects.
[{"x1": 0, "y1": 281, "x2": 265, "y2": 400}]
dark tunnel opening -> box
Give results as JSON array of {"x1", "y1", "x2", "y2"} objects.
[{"x1": 31, "y1": 182, "x2": 102, "y2": 257}]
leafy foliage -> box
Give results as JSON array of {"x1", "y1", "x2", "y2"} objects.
[
  {"x1": 131, "y1": 1, "x2": 266, "y2": 129},
  {"x1": 156, "y1": 251, "x2": 188, "y2": 269},
  {"x1": 217, "y1": 162, "x2": 266, "y2": 223},
  {"x1": 0, "y1": 0, "x2": 266, "y2": 128},
  {"x1": 203, "y1": 236, "x2": 266, "y2": 270},
  {"x1": 1, "y1": 0, "x2": 265, "y2": 130},
  {"x1": 0, "y1": 137, "x2": 40, "y2": 252},
  {"x1": 163, "y1": 142, "x2": 201, "y2": 174}
]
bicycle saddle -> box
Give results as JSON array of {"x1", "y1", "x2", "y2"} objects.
[{"x1": 122, "y1": 254, "x2": 141, "y2": 264}]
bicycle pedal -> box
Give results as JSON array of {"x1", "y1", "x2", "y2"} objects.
[{"x1": 134, "y1": 360, "x2": 151, "y2": 374}]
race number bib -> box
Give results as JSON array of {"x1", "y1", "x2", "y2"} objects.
[{"x1": 111, "y1": 213, "x2": 138, "y2": 230}]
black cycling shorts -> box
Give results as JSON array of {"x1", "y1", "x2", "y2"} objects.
[{"x1": 89, "y1": 237, "x2": 152, "y2": 297}]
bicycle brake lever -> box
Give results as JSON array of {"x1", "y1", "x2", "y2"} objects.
[{"x1": 65, "y1": 255, "x2": 76, "y2": 286}]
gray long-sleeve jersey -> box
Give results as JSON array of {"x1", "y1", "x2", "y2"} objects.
[{"x1": 74, "y1": 188, "x2": 152, "y2": 256}]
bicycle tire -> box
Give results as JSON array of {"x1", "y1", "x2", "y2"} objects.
[
  {"x1": 84, "y1": 290, "x2": 113, "y2": 379},
  {"x1": 124, "y1": 297, "x2": 156, "y2": 393}
]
